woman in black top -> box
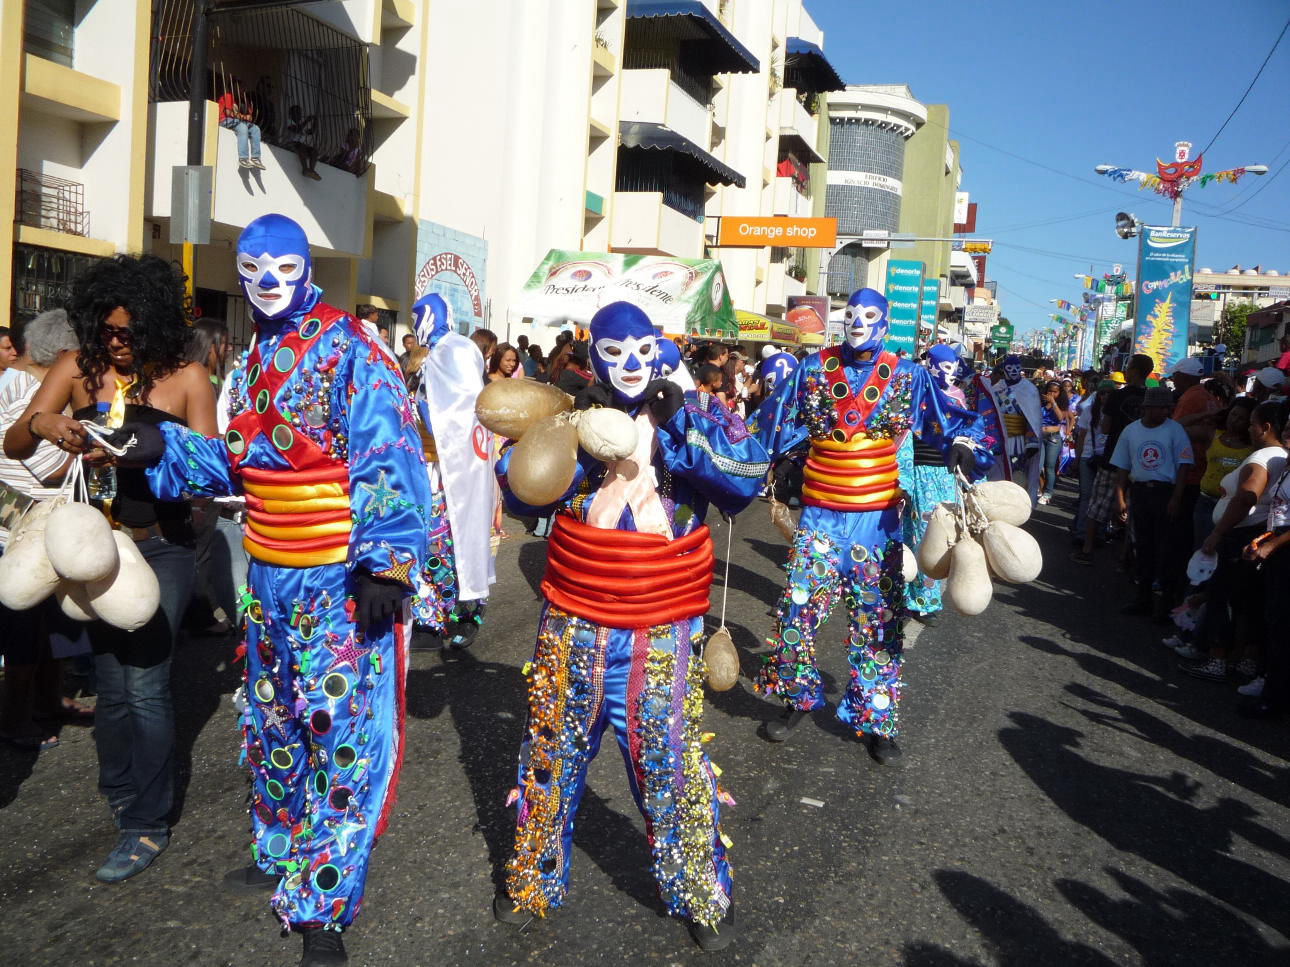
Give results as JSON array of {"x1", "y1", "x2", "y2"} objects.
[{"x1": 4, "y1": 255, "x2": 216, "y2": 884}]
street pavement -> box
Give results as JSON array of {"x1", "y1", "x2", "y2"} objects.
[{"x1": 2, "y1": 478, "x2": 1288, "y2": 966}]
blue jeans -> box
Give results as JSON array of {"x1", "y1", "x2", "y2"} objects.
[
  {"x1": 220, "y1": 118, "x2": 261, "y2": 160},
  {"x1": 91, "y1": 537, "x2": 195, "y2": 835},
  {"x1": 1072, "y1": 455, "x2": 1098, "y2": 534},
  {"x1": 1041, "y1": 433, "x2": 1063, "y2": 497},
  {"x1": 212, "y1": 515, "x2": 249, "y2": 622}
]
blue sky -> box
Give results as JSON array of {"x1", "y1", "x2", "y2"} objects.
[{"x1": 809, "y1": 0, "x2": 1290, "y2": 340}]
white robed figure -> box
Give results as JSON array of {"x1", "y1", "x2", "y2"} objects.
[{"x1": 989, "y1": 354, "x2": 1043, "y2": 504}]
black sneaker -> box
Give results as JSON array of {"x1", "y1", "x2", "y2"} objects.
[
  {"x1": 1180, "y1": 657, "x2": 1229, "y2": 682},
  {"x1": 867, "y1": 734, "x2": 904, "y2": 766},
  {"x1": 222, "y1": 864, "x2": 279, "y2": 892},
  {"x1": 410, "y1": 630, "x2": 444, "y2": 652},
  {"x1": 763, "y1": 707, "x2": 807, "y2": 743},
  {"x1": 299, "y1": 926, "x2": 346, "y2": 966},
  {"x1": 689, "y1": 905, "x2": 736, "y2": 951}
]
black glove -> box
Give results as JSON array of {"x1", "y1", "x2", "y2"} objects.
[
  {"x1": 643, "y1": 379, "x2": 684, "y2": 423},
  {"x1": 104, "y1": 421, "x2": 166, "y2": 468},
  {"x1": 573, "y1": 383, "x2": 614, "y2": 411},
  {"x1": 946, "y1": 441, "x2": 976, "y2": 476},
  {"x1": 353, "y1": 571, "x2": 406, "y2": 633}
]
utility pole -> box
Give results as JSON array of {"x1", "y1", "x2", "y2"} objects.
[{"x1": 183, "y1": 0, "x2": 211, "y2": 302}]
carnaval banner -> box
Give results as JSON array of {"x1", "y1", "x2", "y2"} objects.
[
  {"x1": 883, "y1": 259, "x2": 923, "y2": 355},
  {"x1": 513, "y1": 249, "x2": 737, "y2": 337},
  {"x1": 1133, "y1": 226, "x2": 1197, "y2": 374}
]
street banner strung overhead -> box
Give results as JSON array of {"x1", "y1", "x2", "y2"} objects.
[
  {"x1": 1133, "y1": 226, "x2": 1197, "y2": 374},
  {"x1": 513, "y1": 249, "x2": 737, "y2": 337}
]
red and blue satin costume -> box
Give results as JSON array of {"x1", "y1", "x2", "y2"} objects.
[{"x1": 147, "y1": 287, "x2": 429, "y2": 929}]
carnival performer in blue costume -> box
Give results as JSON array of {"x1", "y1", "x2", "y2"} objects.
[
  {"x1": 899, "y1": 344, "x2": 969, "y2": 620},
  {"x1": 407, "y1": 292, "x2": 494, "y2": 648},
  {"x1": 750, "y1": 288, "x2": 991, "y2": 765},
  {"x1": 492, "y1": 302, "x2": 769, "y2": 951},
  {"x1": 990, "y1": 354, "x2": 1043, "y2": 503},
  {"x1": 145, "y1": 214, "x2": 429, "y2": 966}
]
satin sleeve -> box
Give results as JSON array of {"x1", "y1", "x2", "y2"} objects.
[
  {"x1": 146, "y1": 422, "x2": 238, "y2": 499},
  {"x1": 655, "y1": 394, "x2": 771, "y2": 515},
  {"x1": 910, "y1": 366, "x2": 994, "y2": 479},
  {"x1": 748, "y1": 360, "x2": 810, "y2": 461},
  {"x1": 341, "y1": 337, "x2": 431, "y2": 587}
]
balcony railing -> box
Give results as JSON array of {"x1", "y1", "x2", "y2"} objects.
[{"x1": 15, "y1": 168, "x2": 90, "y2": 237}]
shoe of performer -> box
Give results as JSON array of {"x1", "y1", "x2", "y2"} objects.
[
  {"x1": 1173, "y1": 643, "x2": 1206, "y2": 661},
  {"x1": 1160, "y1": 635, "x2": 1183, "y2": 651},
  {"x1": 493, "y1": 892, "x2": 554, "y2": 924},
  {"x1": 866, "y1": 734, "x2": 904, "y2": 767},
  {"x1": 1237, "y1": 676, "x2": 1265, "y2": 697},
  {"x1": 222, "y1": 863, "x2": 279, "y2": 892},
  {"x1": 915, "y1": 610, "x2": 939, "y2": 626},
  {"x1": 448, "y1": 604, "x2": 486, "y2": 651},
  {"x1": 1180, "y1": 657, "x2": 1228, "y2": 682},
  {"x1": 299, "y1": 926, "x2": 347, "y2": 966},
  {"x1": 95, "y1": 832, "x2": 168, "y2": 883},
  {"x1": 410, "y1": 630, "x2": 444, "y2": 653},
  {"x1": 689, "y1": 905, "x2": 736, "y2": 951},
  {"x1": 764, "y1": 707, "x2": 807, "y2": 743},
  {"x1": 1037, "y1": 494, "x2": 1051, "y2": 505}
]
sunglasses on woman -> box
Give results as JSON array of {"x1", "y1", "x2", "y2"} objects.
[{"x1": 100, "y1": 323, "x2": 134, "y2": 345}]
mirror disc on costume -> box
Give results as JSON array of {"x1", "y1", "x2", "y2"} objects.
[
  {"x1": 253, "y1": 678, "x2": 275, "y2": 703},
  {"x1": 273, "y1": 346, "x2": 296, "y2": 373},
  {"x1": 329, "y1": 787, "x2": 351, "y2": 810},
  {"x1": 871, "y1": 692, "x2": 891, "y2": 710},
  {"x1": 812, "y1": 561, "x2": 828, "y2": 578},
  {"x1": 859, "y1": 664, "x2": 877, "y2": 682},
  {"x1": 831, "y1": 429, "x2": 848, "y2": 443},
  {"x1": 791, "y1": 588, "x2": 809, "y2": 605},
  {"x1": 265, "y1": 833, "x2": 290, "y2": 858},
  {"x1": 782, "y1": 628, "x2": 801, "y2": 645},
  {"x1": 844, "y1": 410, "x2": 860, "y2": 426},
  {"x1": 272, "y1": 424, "x2": 294, "y2": 451},
  {"x1": 877, "y1": 363, "x2": 892, "y2": 380},
  {"x1": 270, "y1": 747, "x2": 294, "y2": 770},
  {"x1": 333, "y1": 744, "x2": 357, "y2": 770},
  {"x1": 823, "y1": 356, "x2": 840, "y2": 372},
  {"x1": 310, "y1": 709, "x2": 332, "y2": 734},
  {"x1": 861, "y1": 591, "x2": 878, "y2": 605},
  {"x1": 304, "y1": 404, "x2": 327, "y2": 428},
  {"x1": 248, "y1": 602, "x2": 264, "y2": 624},
  {"x1": 878, "y1": 576, "x2": 893, "y2": 592},
  {"x1": 300, "y1": 317, "x2": 322, "y2": 339},
  {"x1": 313, "y1": 770, "x2": 329, "y2": 797},
  {"x1": 255, "y1": 389, "x2": 270, "y2": 414},
  {"x1": 298, "y1": 615, "x2": 317, "y2": 640},
  {"x1": 831, "y1": 382, "x2": 849, "y2": 400},
  {"x1": 313, "y1": 864, "x2": 341, "y2": 892},
  {"x1": 255, "y1": 801, "x2": 275, "y2": 824},
  {"x1": 322, "y1": 673, "x2": 349, "y2": 700},
  {"x1": 812, "y1": 538, "x2": 829, "y2": 554},
  {"x1": 266, "y1": 779, "x2": 286, "y2": 801},
  {"x1": 247, "y1": 744, "x2": 265, "y2": 767},
  {"x1": 863, "y1": 385, "x2": 881, "y2": 403},
  {"x1": 226, "y1": 429, "x2": 245, "y2": 455},
  {"x1": 851, "y1": 546, "x2": 869, "y2": 563},
  {"x1": 874, "y1": 650, "x2": 892, "y2": 666},
  {"x1": 247, "y1": 363, "x2": 261, "y2": 386}
]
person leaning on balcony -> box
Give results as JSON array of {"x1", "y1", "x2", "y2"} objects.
[
  {"x1": 217, "y1": 78, "x2": 264, "y2": 170},
  {"x1": 285, "y1": 104, "x2": 321, "y2": 181}
]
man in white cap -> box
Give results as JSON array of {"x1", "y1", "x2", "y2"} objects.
[{"x1": 1255, "y1": 366, "x2": 1286, "y2": 402}]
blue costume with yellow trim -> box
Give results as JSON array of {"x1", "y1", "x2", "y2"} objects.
[
  {"x1": 495, "y1": 303, "x2": 768, "y2": 933},
  {"x1": 147, "y1": 215, "x2": 429, "y2": 933},
  {"x1": 750, "y1": 289, "x2": 990, "y2": 741}
]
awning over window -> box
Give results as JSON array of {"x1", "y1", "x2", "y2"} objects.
[
  {"x1": 619, "y1": 121, "x2": 746, "y2": 188},
  {"x1": 777, "y1": 131, "x2": 824, "y2": 166},
  {"x1": 625, "y1": 1, "x2": 760, "y2": 74},
  {"x1": 785, "y1": 37, "x2": 845, "y2": 94}
]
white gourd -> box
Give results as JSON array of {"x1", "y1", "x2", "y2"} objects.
[
  {"x1": 971, "y1": 480, "x2": 1032, "y2": 526},
  {"x1": 901, "y1": 544, "x2": 918, "y2": 583},
  {"x1": 946, "y1": 538, "x2": 993, "y2": 616},
  {"x1": 704, "y1": 627, "x2": 740, "y2": 692},
  {"x1": 56, "y1": 580, "x2": 98, "y2": 622},
  {"x1": 575, "y1": 407, "x2": 639, "y2": 462},
  {"x1": 980, "y1": 520, "x2": 1043, "y2": 584},
  {"x1": 46, "y1": 502, "x2": 118, "y2": 582},
  {"x1": 916, "y1": 502, "x2": 959, "y2": 580},
  {"x1": 0, "y1": 500, "x2": 62, "y2": 609},
  {"x1": 86, "y1": 531, "x2": 160, "y2": 631}
]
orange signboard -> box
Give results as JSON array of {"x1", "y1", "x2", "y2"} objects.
[{"x1": 716, "y1": 216, "x2": 837, "y2": 249}]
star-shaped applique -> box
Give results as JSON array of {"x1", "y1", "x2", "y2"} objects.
[
  {"x1": 260, "y1": 703, "x2": 292, "y2": 740},
  {"x1": 357, "y1": 470, "x2": 399, "y2": 518},
  {"x1": 324, "y1": 633, "x2": 371, "y2": 675},
  {"x1": 373, "y1": 549, "x2": 416, "y2": 586}
]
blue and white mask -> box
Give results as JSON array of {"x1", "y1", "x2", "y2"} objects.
[
  {"x1": 590, "y1": 302, "x2": 657, "y2": 404},
  {"x1": 412, "y1": 292, "x2": 452, "y2": 350},
  {"x1": 236, "y1": 214, "x2": 313, "y2": 321},
  {"x1": 654, "y1": 336, "x2": 682, "y2": 378},
  {"x1": 843, "y1": 288, "x2": 889, "y2": 353},
  {"x1": 1003, "y1": 354, "x2": 1023, "y2": 385},
  {"x1": 927, "y1": 344, "x2": 961, "y2": 390}
]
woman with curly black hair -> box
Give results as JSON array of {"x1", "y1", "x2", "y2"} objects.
[{"x1": 3, "y1": 253, "x2": 216, "y2": 884}]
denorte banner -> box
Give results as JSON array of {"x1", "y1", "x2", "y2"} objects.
[
  {"x1": 883, "y1": 259, "x2": 924, "y2": 355},
  {"x1": 920, "y1": 279, "x2": 939, "y2": 344},
  {"x1": 1133, "y1": 226, "x2": 1197, "y2": 373}
]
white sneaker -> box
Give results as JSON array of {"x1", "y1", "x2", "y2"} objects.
[
  {"x1": 1161, "y1": 635, "x2": 1184, "y2": 650},
  {"x1": 1038, "y1": 494, "x2": 1051, "y2": 505},
  {"x1": 1174, "y1": 644, "x2": 1207, "y2": 661},
  {"x1": 1238, "y1": 676, "x2": 1265, "y2": 697}
]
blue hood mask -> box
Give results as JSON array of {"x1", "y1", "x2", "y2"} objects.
[
  {"x1": 411, "y1": 292, "x2": 452, "y2": 351},
  {"x1": 590, "y1": 302, "x2": 658, "y2": 405},
  {"x1": 654, "y1": 336, "x2": 682, "y2": 378},
  {"x1": 927, "y1": 344, "x2": 963, "y2": 390},
  {"x1": 1003, "y1": 354, "x2": 1023, "y2": 385},
  {"x1": 236, "y1": 214, "x2": 313, "y2": 322},
  {"x1": 843, "y1": 288, "x2": 890, "y2": 354}
]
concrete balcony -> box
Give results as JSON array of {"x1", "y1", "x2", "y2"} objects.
[
  {"x1": 610, "y1": 191, "x2": 704, "y2": 258},
  {"x1": 146, "y1": 102, "x2": 369, "y2": 258},
  {"x1": 620, "y1": 68, "x2": 712, "y2": 153},
  {"x1": 21, "y1": 54, "x2": 120, "y2": 123},
  {"x1": 773, "y1": 89, "x2": 821, "y2": 162},
  {"x1": 771, "y1": 176, "x2": 812, "y2": 217}
]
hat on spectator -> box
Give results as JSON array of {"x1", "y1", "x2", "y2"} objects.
[
  {"x1": 1256, "y1": 366, "x2": 1285, "y2": 388},
  {"x1": 1109, "y1": 371, "x2": 1126, "y2": 384},
  {"x1": 1097, "y1": 379, "x2": 1119, "y2": 392},
  {"x1": 1171, "y1": 357, "x2": 1205, "y2": 377},
  {"x1": 1143, "y1": 387, "x2": 1174, "y2": 408}
]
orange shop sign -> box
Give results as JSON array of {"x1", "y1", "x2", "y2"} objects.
[{"x1": 716, "y1": 216, "x2": 837, "y2": 248}]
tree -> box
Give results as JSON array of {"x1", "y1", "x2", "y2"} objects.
[{"x1": 1215, "y1": 301, "x2": 1256, "y2": 355}]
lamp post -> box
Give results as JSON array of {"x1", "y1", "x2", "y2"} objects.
[{"x1": 1095, "y1": 141, "x2": 1267, "y2": 226}]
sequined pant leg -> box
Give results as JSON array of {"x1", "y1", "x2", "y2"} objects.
[
  {"x1": 244, "y1": 561, "x2": 405, "y2": 929},
  {"x1": 412, "y1": 481, "x2": 457, "y2": 632},
  {"x1": 836, "y1": 537, "x2": 906, "y2": 738},
  {"x1": 608, "y1": 618, "x2": 731, "y2": 929},
  {"x1": 754, "y1": 525, "x2": 844, "y2": 711}
]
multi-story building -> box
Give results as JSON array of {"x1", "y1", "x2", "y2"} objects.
[{"x1": 1190, "y1": 265, "x2": 1290, "y2": 362}]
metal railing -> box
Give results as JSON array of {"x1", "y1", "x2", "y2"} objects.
[
  {"x1": 14, "y1": 168, "x2": 90, "y2": 237},
  {"x1": 11, "y1": 242, "x2": 102, "y2": 325}
]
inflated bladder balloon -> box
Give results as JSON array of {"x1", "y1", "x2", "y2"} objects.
[
  {"x1": 0, "y1": 500, "x2": 61, "y2": 609},
  {"x1": 45, "y1": 502, "x2": 117, "y2": 582},
  {"x1": 980, "y1": 520, "x2": 1043, "y2": 584},
  {"x1": 946, "y1": 538, "x2": 992, "y2": 616},
  {"x1": 704, "y1": 627, "x2": 740, "y2": 692},
  {"x1": 87, "y1": 530, "x2": 161, "y2": 631},
  {"x1": 475, "y1": 379, "x2": 573, "y2": 440},
  {"x1": 971, "y1": 480, "x2": 1032, "y2": 526},
  {"x1": 916, "y1": 502, "x2": 959, "y2": 580},
  {"x1": 575, "y1": 407, "x2": 638, "y2": 462},
  {"x1": 506, "y1": 415, "x2": 579, "y2": 506}
]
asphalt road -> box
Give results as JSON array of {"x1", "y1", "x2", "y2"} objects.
[{"x1": 2, "y1": 478, "x2": 1288, "y2": 966}]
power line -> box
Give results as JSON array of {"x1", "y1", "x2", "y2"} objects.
[{"x1": 1199, "y1": 17, "x2": 1290, "y2": 156}]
